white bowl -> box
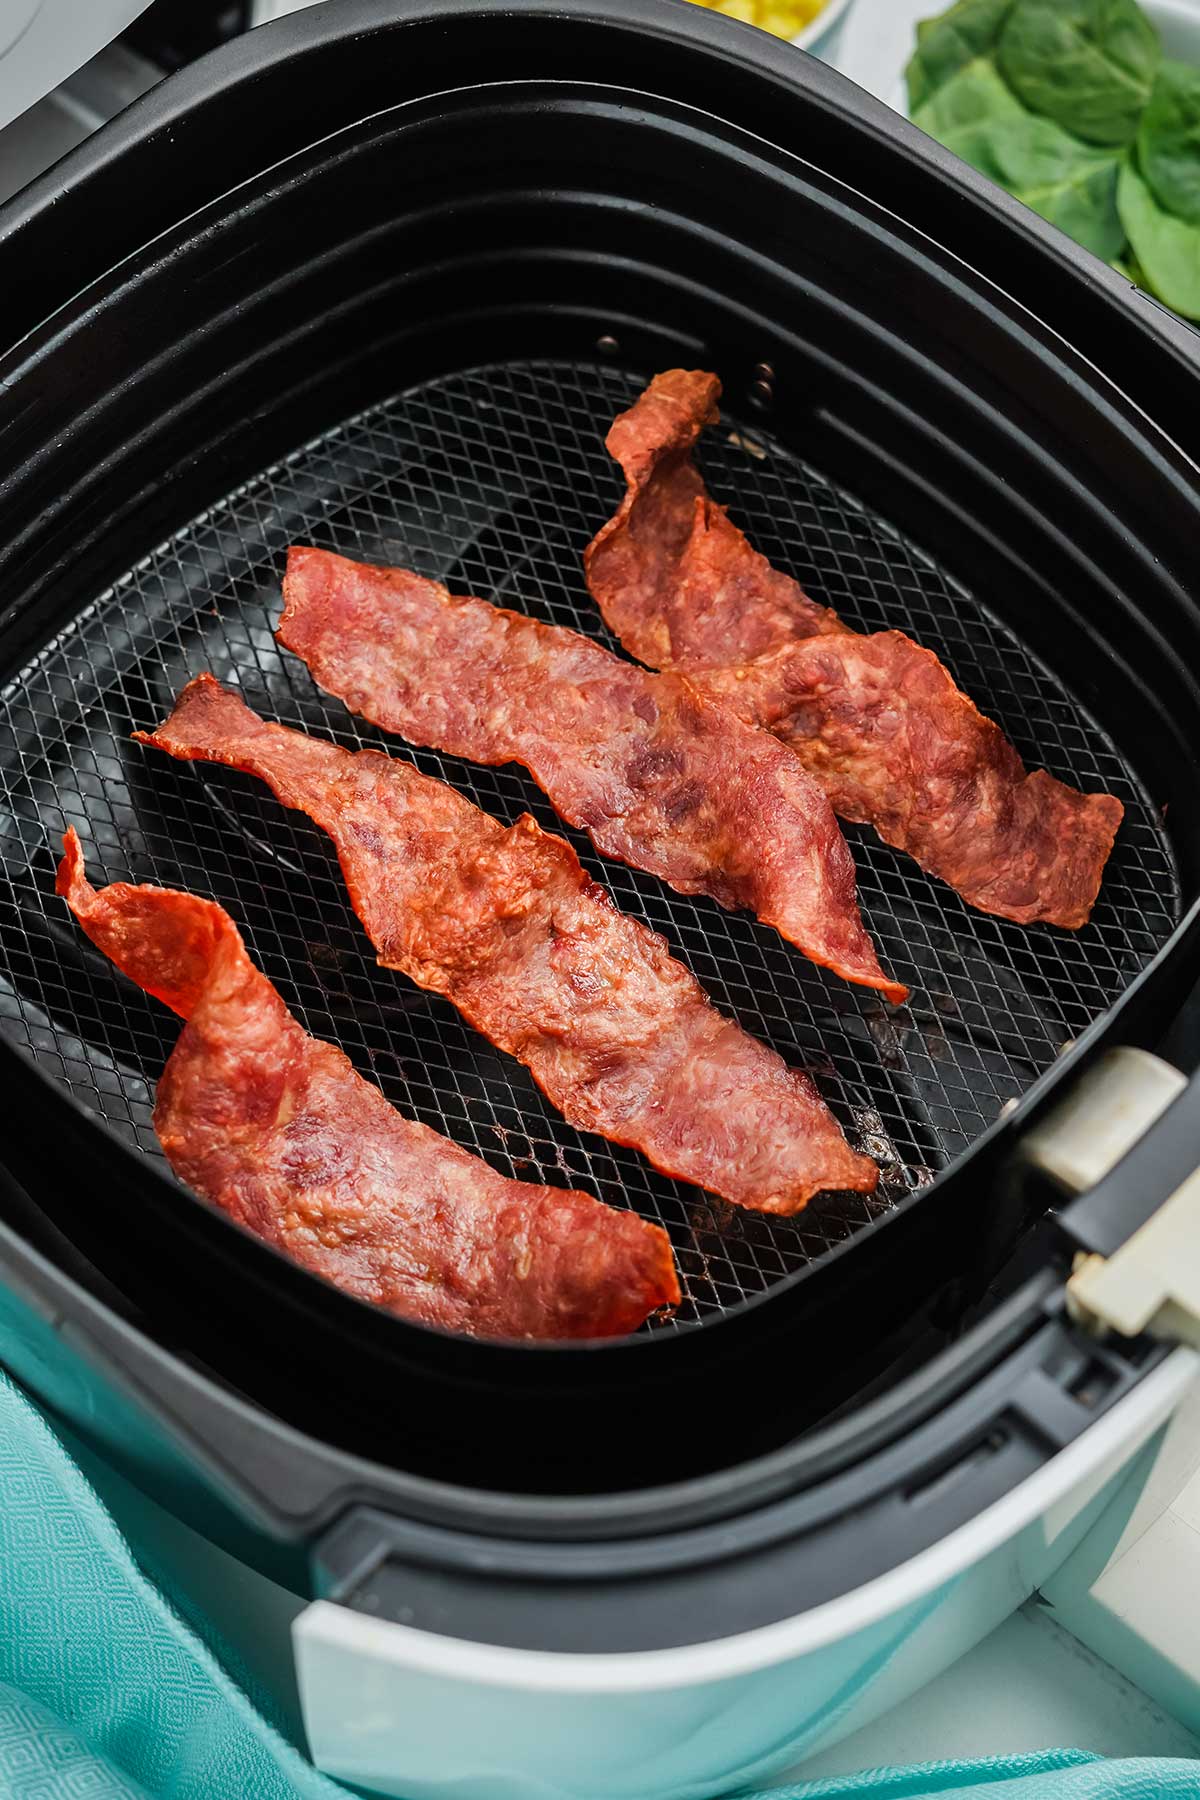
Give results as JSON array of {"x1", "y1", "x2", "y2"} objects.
[
  {"x1": 793, "y1": 0, "x2": 859, "y2": 55},
  {"x1": 1150, "y1": 0, "x2": 1200, "y2": 62}
]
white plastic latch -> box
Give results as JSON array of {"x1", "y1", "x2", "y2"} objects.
[
  {"x1": 1020, "y1": 1047, "x2": 1187, "y2": 1196},
  {"x1": 1019, "y1": 1047, "x2": 1200, "y2": 1348},
  {"x1": 1066, "y1": 1172, "x2": 1200, "y2": 1349}
]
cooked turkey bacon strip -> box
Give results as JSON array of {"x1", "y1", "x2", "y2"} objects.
[
  {"x1": 585, "y1": 370, "x2": 1124, "y2": 930},
  {"x1": 56, "y1": 829, "x2": 678, "y2": 1339},
  {"x1": 136, "y1": 677, "x2": 876, "y2": 1214},
  {"x1": 277, "y1": 545, "x2": 905, "y2": 1002}
]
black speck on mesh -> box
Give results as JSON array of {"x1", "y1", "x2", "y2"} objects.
[{"x1": 0, "y1": 360, "x2": 1179, "y2": 1329}]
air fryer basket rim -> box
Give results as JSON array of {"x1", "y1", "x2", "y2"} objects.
[
  {"x1": 1, "y1": 0, "x2": 1200, "y2": 1521},
  {"x1": 0, "y1": 1176, "x2": 1170, "y2": 1583},
  {"x1": 1, "y1": 0, "x2": 1198, "y2": 371}
]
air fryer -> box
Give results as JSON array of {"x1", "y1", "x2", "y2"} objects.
[{"x1": 0, "y1": 0, "x2": 1198, "y2": 1658}]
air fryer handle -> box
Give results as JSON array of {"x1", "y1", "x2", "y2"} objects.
[{"x1": 1019, "y1": 1047, "x2": 1200, "y2": 1346}]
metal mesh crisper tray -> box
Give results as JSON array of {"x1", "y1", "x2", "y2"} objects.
[{"x1": 0, "y1": 359, "x2": 1182, "y2": 1329}]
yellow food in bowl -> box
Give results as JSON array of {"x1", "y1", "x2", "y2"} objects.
[{"x1": 691, "y1": 0, "x2": 827, "y2": 38}]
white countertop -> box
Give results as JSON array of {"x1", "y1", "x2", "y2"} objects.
[{"x1": 780, "y1": 1602, "x2": 1200, "y2": 1786}]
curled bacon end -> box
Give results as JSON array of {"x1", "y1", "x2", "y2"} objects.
[
  {"x1": 57, "y1": 828, "x2": 680, "y2": 1339},
  {"x1": 586, "y1": 372, "x2": 1123, "y2": 931}
]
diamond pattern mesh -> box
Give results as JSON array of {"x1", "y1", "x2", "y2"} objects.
[{"x1": 0, "y1": 359, "x2": 1180, "y2": 1328}]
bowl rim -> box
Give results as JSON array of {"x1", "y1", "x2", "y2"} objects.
[{"x1": 792, "y1": 0, "x2": 856, "y2": 52}]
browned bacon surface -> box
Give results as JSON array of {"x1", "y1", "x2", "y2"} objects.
[
  {"x1": 57, "y1": 828, "x2": 678, "y2": 1339},
  {"x1": 277, "y1": 545, "x2": 905, "y2": 1003},
  {"x1": 585, "y1": 371, "x2": 1124, "y2": 930},
  {"x1": 135, "y1": 677, "x2": 876, "y2": 1214}
]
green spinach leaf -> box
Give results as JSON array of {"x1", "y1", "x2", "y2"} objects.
[
  {"x1": 911, "y1": 56, "x2": 1025, "y2": 131},
  {"x1": 1138, "y1": 61, "x2": 1200, "y2": 226},
  {"x1": 1117, "y1": 154, "x2": 1200, "y2": 318},
  {"x1": 998, "y1": 0, "x2": 1160, "y2": 147},
  {"x1": 914, "y1": 59, "x2": 1126, "y2": 259},
  {"x1": 1016, "y1": 143, "x2": 1124, "y2": 257},
  {"x1": 905, "y1": 0, "x2": 1015, "y2": 113}
]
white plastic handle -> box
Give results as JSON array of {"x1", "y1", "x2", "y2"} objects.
[{"x1": 1018, "y1": 1047, "x2": 1200, "y2": 1347}]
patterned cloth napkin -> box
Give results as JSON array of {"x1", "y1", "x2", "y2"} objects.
[{"x1": 1, "y1": 1364, "x2": 1198, "y2": 1800}]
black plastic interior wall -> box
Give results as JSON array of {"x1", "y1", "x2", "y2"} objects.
[{"x1": 1, "y1": 0, "x2": 1200, "y2": 1516}]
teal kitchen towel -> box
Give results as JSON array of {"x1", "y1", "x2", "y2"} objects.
[
  {"x1": 0, "y1": 1363, "x2": 1197, "y2": 1800},
  {"x1": 0, "y1": 1366, "x2": 343, "y2": 1800}
]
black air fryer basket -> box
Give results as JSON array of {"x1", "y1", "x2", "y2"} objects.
[{"x1": 2, "y1": 0, "x2": 1200, "y2": 1642}]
